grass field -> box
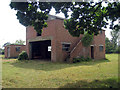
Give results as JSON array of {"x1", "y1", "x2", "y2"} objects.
[
  {"x1": 2, "y1": 54, "x2": 119, "y2": 88},
  {"x1": 0, "y1": 55, "x2": 4, "y2": 59}
]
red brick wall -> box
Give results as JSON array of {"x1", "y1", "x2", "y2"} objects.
[
  {"x1": 26, "y1": 19, "x2": 105, "y2": 62},
  {"x1": 26, "y1": 20, "x2": 58, "y2": 61},
  {"x1": 92, "y1": 31, "x2": 105, "y2": 59},
  {"x1": 69, "y1": 31, "x2": 105, "y2": 61},
  {"x1": 4, "y1": 46, "x2": 8, "y2": 58},
  {"x1": 42, "y1": 20, "x2": 58, "y2": 61},
  {"x1": 54, "y1": 19, "x2": 81, "y2": 61},
  {"x1": 69, "y1": 40, "x2": 90, "y2": 62},
  {"x1": 5, "y1": 45, "x2": 26, "y2": 58},
  {"x1": 26, "y1": 26, "x2": 37, "y2": 58}
]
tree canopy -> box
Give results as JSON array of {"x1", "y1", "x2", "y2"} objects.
[
  {"x1": 2, "y1": 40, "x2": 25, "y2": 48},
  {"x1": 14, "y1": 39, "x2": 25, "y2": 45},
  {"x1": 110, "y1": 29, "x2": 119, "y2": 49},
  {"x1": 2, "y1": 42, "x2": 11, "y2": 47},
  {"x1": 105, "y1": 29, "x2": 119, "y2": 54},
  {"x1": 10, "y1": 1, "x2": 120, "y2": 37}
]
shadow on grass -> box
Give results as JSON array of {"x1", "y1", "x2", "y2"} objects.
[
  {"x1": 8, "y1": 58, "x2": 110, "y2": 71},
  {"x1": 59, "y1": 78, "x2": 119, "y2": 88}
]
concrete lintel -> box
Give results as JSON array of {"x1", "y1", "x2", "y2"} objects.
[
  {"x1": 29, "y1": 36, "x2": 53, "y2": 42},
  {"x1": 61, "y1": 42, "x2": 71, "y2": 44}
]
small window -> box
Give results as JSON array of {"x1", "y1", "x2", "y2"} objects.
[
  {"x1": 16, "y1": 47, "x2": 20, "y2": 52},
  {"x1": 62, "y1": 44, "x2": 70, "y2": 51},
  {"x1": 37, "y1": 33, "x2": 41, "y2": 36},
  {"x1": 48, "y1": 46, "x2": 51, "y2": 51},
  {"x1": 99, "y1": 46, "x2": 103, "y2": 51}
]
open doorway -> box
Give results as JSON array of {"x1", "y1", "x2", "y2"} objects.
[
  {"x1": 30, "y1": 40, "x2": 51, "y2": 60},
  {"x1": 91, "y1": 46, "x2": 94, "y2": 59}
]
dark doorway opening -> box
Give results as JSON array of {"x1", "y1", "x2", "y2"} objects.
[
  {"x1": 91, "y1": 46, "x2": 94, "y2": 59},
  {"x1": 30, "y1": 40, "x2": 51, "y2": 60}
]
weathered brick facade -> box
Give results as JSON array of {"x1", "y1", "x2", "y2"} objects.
[
  {"x1": 5, "y1": 45, "x2": 26, "y2": 58},
  {"x1": 26, "y1": 15, "x2": 105, "y2": 62}
]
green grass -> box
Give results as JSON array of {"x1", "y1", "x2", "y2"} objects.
[
  {"x1": 0, "y1": 55, "x2": 4, "y2": 59},
  {"x1": 0, "y1": 54, "x2": 17, "y2": 61},
  {"x1": 2, "y1": 54, "x2": 119, "y2": 88}
]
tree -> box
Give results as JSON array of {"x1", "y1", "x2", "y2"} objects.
[
  {"x1": 2, "y1": 40, "x2": 25, "y2": 48},
  {"x1": 0, "y1": 49, "x2": 4, "y2": 55},
  {"x1": 105, "y1": 37, "x2": 114, "y2": 53},
  {"x1": 2, "y1": 42, "x2": 11, "y2": 48},
  {"x1": 9, "y1": 1, "x2": 120, "y2": 37},
  {"x1": 110, "y1": 29, "x2": 119, "y2": 50},
  {"x1": 0, "y1": 48, "x2": 2, "y2": 54},
  {"x1": 81, "y1": 32, "x2": 93, "y2": 47},
  {"x1": 105, "y1": 33, "x2": 119, "y2": 53},
  {"x1": 13, "y1": 39, "x2": 25, "y2": 45}
]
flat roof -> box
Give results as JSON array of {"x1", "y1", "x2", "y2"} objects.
[{"x1": 5, "y1": 44, "x2": 26, "y2": 47}]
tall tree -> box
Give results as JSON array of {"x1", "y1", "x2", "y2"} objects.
[
  {"x1": 110, "y1": 29, "x2": 119, "y2": 49},
  {"x1": 10, "y1": 1, "x2": 120, "y2": 37},
  {"x1": 105, "y1": 36, "x2": 114, "y2": 53}
]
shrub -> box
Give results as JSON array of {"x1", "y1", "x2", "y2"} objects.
[
  {"x1": 73, "y1": 58, "x2": 78, "y2": 63},
  {"x1": 80, "y1": 56, "x2": 85, "y2": 61},
  {"x1": 73, "y1": 56, "x2": 92, "y2": 63},
  {"x1": 18, "y1": 51, "x2": 28, "y2": 60},
  {"x1": 85, "y1": 57, "x2": 92, "y2": 61}
]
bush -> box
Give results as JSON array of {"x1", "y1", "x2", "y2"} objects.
[
  {"x1": 73, "y1": 58, "x2": 79, "y2": 63},
  {"x1": 73, "y1": 56, "x2": 92, "y2": 63},
  {"x1": 18, "y1": 51, "x2": 28, "y2": 60},
  {"x1": 85, "y1": 57, "x2": 92, "y2": 61},
  {"x1": 80, "y1": 56, "x2": 85, "y2": 61}
]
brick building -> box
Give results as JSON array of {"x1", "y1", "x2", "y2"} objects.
[
  {"x1": 5, "y1": 45, "x2": 26, "y2": 58},
  {"x1": 26, "y1": 15, "x2": 105, "y2": 62}
]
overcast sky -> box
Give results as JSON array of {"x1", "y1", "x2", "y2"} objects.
[{"x1": 0, "y1": 1, "x2": 114, "y2": 48}]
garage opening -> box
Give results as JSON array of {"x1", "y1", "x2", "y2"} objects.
[{"x1": 30, "y1": 40, "x2": 51, "y2": 60}]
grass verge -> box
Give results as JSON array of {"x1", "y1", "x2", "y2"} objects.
[{"x1": 2, "y1": 54, "x2": 119, "y2": 88}]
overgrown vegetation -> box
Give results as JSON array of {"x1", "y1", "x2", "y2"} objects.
[
  {"x1": 2, "y1": 54, "x2": 118, "y2": 88},
  {"x1": 73, "y1": 56, "x2": 92, "y2": 63},
  {"x1": 18, "y1": 51, "x2": 28, "y2": 60},
  {"x1": 3, "y1": 40, "x2": 25, "y2": 48},
  {"x1": 81, "y1": 32, "x2": 93, "y2": 47},
  {"x1": 13, "y1": 39, "x2": 25, "y2": 45}
]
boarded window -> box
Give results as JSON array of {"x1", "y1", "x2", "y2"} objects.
[
  {"x1": 16, "y1": 47, "x2": 20, "y2": 52},
  {"x1": 62, "y1": 44, "x2": 70, "y2": 51},
  {"x1": 99, "y1": 46, "x2": 103, "y2": 51}
]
